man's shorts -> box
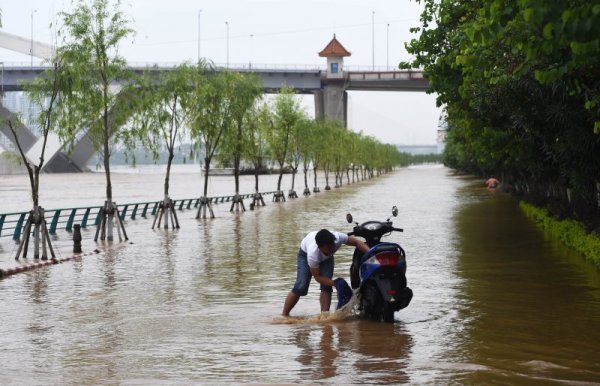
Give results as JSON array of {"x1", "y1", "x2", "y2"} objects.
[{"x1": 291, "y1": 248, "x2": 334, "y2": 295}]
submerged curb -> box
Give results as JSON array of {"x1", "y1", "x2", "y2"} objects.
[{"x1": 0, "y1": 249, "x2": 102, "y2": 279}]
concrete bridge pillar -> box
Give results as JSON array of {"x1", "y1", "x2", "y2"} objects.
[{"x1": 314, "y1": 82, "x2": 347, "y2": 127}]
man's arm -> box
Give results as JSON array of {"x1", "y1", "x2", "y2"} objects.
[
  {"x1": 346, "y1": 235, "x2": 370, "y2": 254},
  {"x1": 309, "y1": 267, "x2": 334, "y2": 287}
]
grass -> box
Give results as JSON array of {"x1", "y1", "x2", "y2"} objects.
[{"x1": 520, "y1": 201, "x2": 600, "y2": 268}]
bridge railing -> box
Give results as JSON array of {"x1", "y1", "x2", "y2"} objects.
[
  {"x1": 347, "y1": 70, "x2": 425, "y2": 81},
  {"x1": 0, "y1": 191, "x2": 277, "y2": 241}
]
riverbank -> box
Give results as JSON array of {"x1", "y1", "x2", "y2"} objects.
[{"x1": 520, "y1": 201, "x2": 600, "y2": 268}]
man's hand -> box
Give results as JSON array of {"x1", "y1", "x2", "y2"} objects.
[{"x1": 309, "y1": 266, "x2": 334, "y2": 287}]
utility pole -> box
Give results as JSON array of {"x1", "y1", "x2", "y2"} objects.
[
  {"x1": 371, "y1": 11, "x2": 375, "y2": 71},
  {"x1": 225, "y1": 21, "x2": 229, "y2": 68},
  {"x1": 386, "y1": 23, "x2": 389, "y2": 71},
  {"x1": 250, "y1": 34, "x2": 254, "y2": 69},
  {"x1": 198, "y1": 10, "x2": 202, "y2": 61},
  {"x1": 30, "y1": 9, "x2": 37, "y2": 67}
]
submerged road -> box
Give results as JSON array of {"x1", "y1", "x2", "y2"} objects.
[{"x1": 0, "y1": 164, "x2": 599, "y2": 384}]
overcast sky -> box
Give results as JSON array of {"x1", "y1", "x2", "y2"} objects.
[{"x1": 1, "y1": 0, "x2": 442, "y2": 145}]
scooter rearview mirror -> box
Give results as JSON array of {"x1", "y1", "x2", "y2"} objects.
[
  {"x1": 392, "y1": 206, "x2": 398, "y2": 217},
  {"x1": 346, "y1": 213, "x2": 353, "y2": 224}
]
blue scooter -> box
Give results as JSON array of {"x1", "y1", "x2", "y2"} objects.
[{"x1": 334, "y1": 206, "x2": 413, "y2": 322}]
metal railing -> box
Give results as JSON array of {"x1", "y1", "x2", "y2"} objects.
[{"x1": 0, "y1": 191, "x2": 277, "y2": 241}]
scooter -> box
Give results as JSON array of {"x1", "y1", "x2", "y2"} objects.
[{"x1": 335, "y1": 206, "x2": 413, "y2": 322}]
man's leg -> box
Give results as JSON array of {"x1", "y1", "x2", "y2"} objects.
[
  {"x1": 282, "y1": 292, "x2": 300, "y2": 316},
  {"x1": 320, "y1": 291, "x2": 332, "y2": 313},
  {"x1": 282, "y1": 250, "x2": 311, "y2": 316},
  {"x1": 319, "y1": 257, "x2": 335, "y2": 313}
]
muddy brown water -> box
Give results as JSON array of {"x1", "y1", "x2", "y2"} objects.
[{"x1": 1, "y1": 164, "x2": 599, "y2": 384}]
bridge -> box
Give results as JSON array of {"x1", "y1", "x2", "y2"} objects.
[{"x1": 0, "y1": 31, "x2": 428, "y2": 173}]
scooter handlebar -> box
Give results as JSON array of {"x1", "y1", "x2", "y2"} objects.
[{"x1": 393, "y1": 227, "x2": 404, "y2": 232}]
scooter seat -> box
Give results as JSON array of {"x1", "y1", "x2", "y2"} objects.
[{"x1": 360, "y1": 242, "x2": 403, "y2": 264}]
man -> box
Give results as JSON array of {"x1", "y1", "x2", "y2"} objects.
[
  {"x1": 486, "y1": 177, "x2": 500, "y2": 190},
  {"x1": 282, "y1": 228, "x2": 370, "y2": 316}
]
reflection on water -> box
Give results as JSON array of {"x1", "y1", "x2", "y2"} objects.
[{"x1": 1, "y1": 165, "x2": 599, "y2": 384}]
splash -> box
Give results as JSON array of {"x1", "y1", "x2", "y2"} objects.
[{"x1": 272, "y1": 291, "x2": 361, "y2": 325}]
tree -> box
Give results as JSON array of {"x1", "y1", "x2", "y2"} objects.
[
  {"x1": 267, "y1": 87, "x2": 302, "y2": 202},
  {"x1": 183, "y1": 67, "x2": 233, "y2": 219},
  {"x1": 57, "y1": 0, "x2": 135, "y2": 242},
  {"x1": 216, "y1": 72, "x2": 263, "y2": 211},
  {"x1": 403, "y1": 0, "x2": 600, "y2": 230},
  {"x1": 7, "y1": 57, "x2": 66, "y2": 260},
  {"x1": 286, "y1": 111, "x2": 310, "y2": 198},
  {"x1": 126, "y1": 64, "x2": 195, "y2": 229},
  {"x1": 310, "y1": 119, "x2": 332, "y2": 191},
  {"x1": 243, "y1": 102, "x2": 272, "y2": 207},
  {"x1": 296, "y1": 117, "x2": 318, "y2": 196}
]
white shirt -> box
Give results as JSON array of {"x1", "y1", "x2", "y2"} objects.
[{"x1": 300, "y1": 231, "x2": 349, "y2": 268}]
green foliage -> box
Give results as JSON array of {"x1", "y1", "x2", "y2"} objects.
[
  {"x1": 11, "y1": 54, "x2": 70, "y2": 207},
  {"x1": 266, "y1": 86, "x2": 303, "y2": 190},
  {"x1": 125, "y1": 63, "x2": 197, "y2": 195},
  {"x1": 520, "y1": 201, "x2": 600, "y2": 268},
  {"x1": 405, "y1": 0, "x2": 600, "y2": 228},
  {"x1": 55, "y1": 0, "x2": 135, "y2": 201},
  {"x1": 215, "y1": 71, "x2": 264, "y2": 192}
]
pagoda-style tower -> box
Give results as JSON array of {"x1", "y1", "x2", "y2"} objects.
[
  {"x1": 314, "y1": 35, "x2": 351, "y2": 127},
  {"x1": 319, "y1": 33, "x2": 351, "y2": 79}
]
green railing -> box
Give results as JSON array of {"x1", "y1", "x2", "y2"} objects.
[{"x1": 0, "y1": 191, "x2": 276, "y2": 241}]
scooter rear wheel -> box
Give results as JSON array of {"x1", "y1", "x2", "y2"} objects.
[{"x1": 361, "y1": 281, "x2": 383, "y2": 321}]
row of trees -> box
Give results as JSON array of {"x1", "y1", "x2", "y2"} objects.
[
  {"x1": 4, "y1": 0, "x2": 409, "y2": 257},
  {"x1": 402, "y1": 0, "x2": 600, "y2": 231}
]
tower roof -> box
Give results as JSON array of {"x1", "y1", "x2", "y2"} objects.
[{"x1": 318, "y1": 34, "x2": 351, "y2": 57}]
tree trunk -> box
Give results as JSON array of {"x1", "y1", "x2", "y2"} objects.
[
  {"x1": 234, "y1": 155, "x2": 241, "y2": 194},
  {"x1": 290, "y1": 169, "x2": 297, "y2": 190},
  {"x1": 277, "y1": 161, "x2": 284, "y2": 191},
  {"x1": 304, "y1": 166, "x2": 309, "y2": 189},
  {"x1": 203, "y1": 156, "x2": 211, "y2": 197},
  {"x1": 103, "y1": 130, "x2": 114, "y2": 241}
]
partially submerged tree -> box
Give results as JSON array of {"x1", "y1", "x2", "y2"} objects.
[
  {"x1": 296, "y1": 117, "x2": 317, "y2": 196},
  {"x1": 8, "y1": 57, "x2": 66, "y2": 260},
  {"x1": 287, "y1": 112, "x2": 311, "y2": 198},
  {"x1": 126, "y1": 64, "x2": 194, "y2": 229},
  {"x1": 183, "y1": 66, "x2": 233, "y2": 219},
  {"x1": 56, "y1": 0, "x2": 135, "y2": 242},
  {"x1": 244, "y1": 102, "x2": 272, "y2": 207},
  {"x1": 266, "y1": 87, "x2": 302, "y2": 202},
  {"x1": 215, "y1": 72, "x2": 263, "y2": 212}
]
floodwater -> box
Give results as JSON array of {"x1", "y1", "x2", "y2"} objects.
[{"x1": 1, "y1": 164, "x2": 599, "y2": 385}]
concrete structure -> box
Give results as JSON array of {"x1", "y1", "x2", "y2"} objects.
[{"x1": 314, "y1": 35, "x2": 352, "y2": 126}]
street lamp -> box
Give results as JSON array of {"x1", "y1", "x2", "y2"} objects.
[
  {"x1": 225, "y1": 21, "x2": 229, "y2": 68},
  {"x1": 250, "y1": 34, "x2": 254, "y2": 69},
  {"x1": 31, "y1": 9, "x2": 37, "y2": 67},
  {"x1": 197, "y1": 10, "x2": 202, "y2": 62},
  {"x1": 1, "y1": 62, "x2": 4, "y2": 97},
  {"x1": 386, "y1": 23, "x2": 389, "y2": 71},
  {"x1": 371, "y1": 11, "x2": 375, "y2": 71}
]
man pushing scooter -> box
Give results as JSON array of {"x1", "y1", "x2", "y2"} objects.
[{"x1": 282, "y1": 229, "x2": 369, "y2": 316}]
